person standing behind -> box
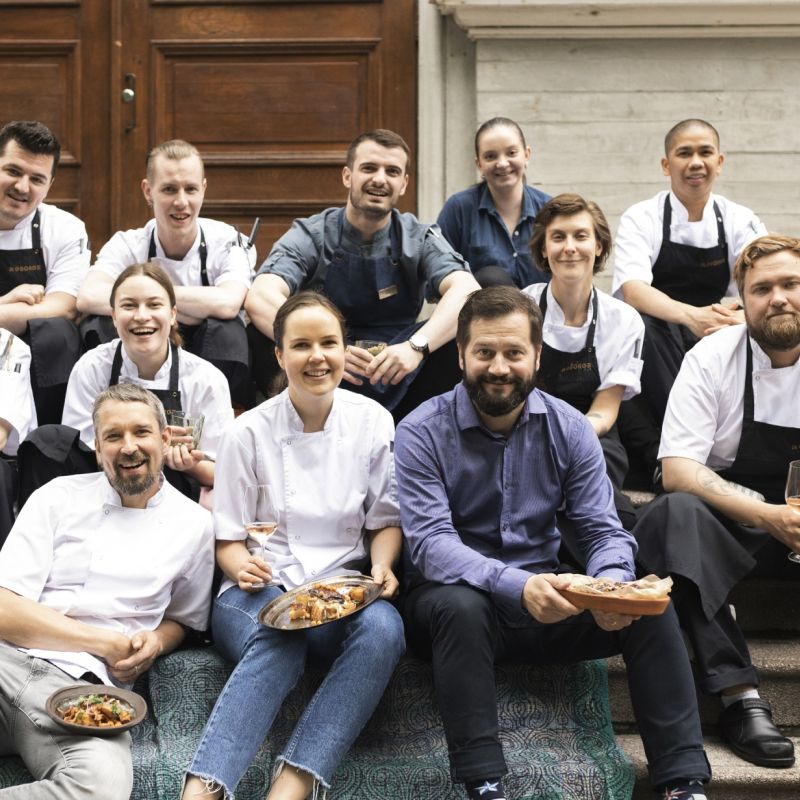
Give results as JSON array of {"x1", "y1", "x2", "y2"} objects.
[
  {"x1": 437, "y1": 116, "x2": 551, "y2": 288},
  {"x1": 76, "y1": 139, "x2": 254, "y2": 407},
  {"x1": 612, "y1": 119, "x2": 765, "y2": 475},
  {"x1": 0, "y1": 120, "x2": 88, "y2": 424},
  {"x1": 523, "y1": 194, "x2": 644, "y2": 531},
  {"x1": 245, "y1": 129, "x2": 479, "y2": 421}
]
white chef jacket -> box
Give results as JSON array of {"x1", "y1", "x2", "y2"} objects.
[
  {"x1": 62, "y1": 339, "x2": 232, "y2": 459},
  {"x1": 523, "y1": 283, "x2": 644, "y2": 400},
  {"x1": 0, "y1": 472, "x2": 214, "y2": 685},
  {"x1": 659, "y1": 324, "x2": 800, "y2": 469},
  {"x1": 92, "y1": 217, "x2": 254, "y2": 290},
  {"x1": 0, "y1": 329, "x2": 36, "y2": 455},
  {"x1": 0, "y1": 203, "x2": 90, "y2": 296},
  {"x1": 215, "y1": 388, "x2": 401, "y2": 593},
  {"x1": 612, "y1": 190, "x2": 766, "y2": 300}
]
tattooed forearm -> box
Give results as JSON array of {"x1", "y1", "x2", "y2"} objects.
[{"x1": 696, "y1": 466, "x2": 745, "y2": 498}]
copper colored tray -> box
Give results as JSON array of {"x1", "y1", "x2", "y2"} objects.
[{"x1": 559, "y1": 587, "x2": 670, "y2": 616}]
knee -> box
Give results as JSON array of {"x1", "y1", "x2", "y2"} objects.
[
  {"x1": 362, "y1": 601, "x2": 405, "y2": 659},
  {"x1": 425, "y1": 585, "x2": 495, "y2": 639},
  {"x1": 55, "y1": 747, "x2": 133, "y2": 800}
]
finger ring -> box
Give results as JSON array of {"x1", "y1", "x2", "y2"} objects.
[{"x1": 133, "y1": 665, "x2": 139, "y2": 673}]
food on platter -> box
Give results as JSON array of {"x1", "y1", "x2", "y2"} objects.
[
  {"x1": 287, "y1": 583, "x2": 368, "y2": 624},
  {"x1": 59, "y1": 693, "x2": 134, "y2": 728},
  {"x1": 559, "y1": 574, "x2": 673, "y2": 615}
]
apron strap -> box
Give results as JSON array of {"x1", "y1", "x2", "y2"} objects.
[
  {"x1": 109, "y1": 340, "x2": 178, "y2": 391},
  {"x1": 149, "y1": 228, "x2": 208, "y2": 286},
  {"x1": 538, "y1": 286, "x2": 598, "y2": 351},
  {"x1": 109, "y1": 341, "x2": 123, "y2": 385},
  {"x1": 31, "y1": 208, "x2": 41, "y2": 253},
  {"x1": 712, "y1": 200, "x2": 727, "y2": 251},
  {"x1": 743, "y1": 336, "x2": 755, "y2": 424}
]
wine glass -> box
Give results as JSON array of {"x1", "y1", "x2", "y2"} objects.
[
  {"x1": 243, "y1": 484, "x2": 279, "y2": 589},
  {"x1": 785, "y1": 461, "x2": 800, "y2": 563}
]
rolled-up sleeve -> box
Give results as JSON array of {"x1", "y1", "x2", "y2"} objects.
[
  {"x1": 419, "y1": 224, "x2": 470, "y2": 300},
  {"x1": 256, "y1": 218, "x2": 321, "y2": 293},
  {"x1": 364, "y1": 407, "x2": 401, "y2": 530}
]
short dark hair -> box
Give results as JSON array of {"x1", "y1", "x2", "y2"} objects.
[
  {"x1": 110, "y1": 262, "x2": 183, "y2": 347},
  {"x1": 273, "y1": 291, "x2": 347, "y2": 351},
  {"x1": 664, "y1": 119, "x2": 720, "y2": 154},
  {"x1": 474, "y1": 117, "x2": 527, "y2": 158},
  {"x1": 345, "y1": 129, "x2": 411, "y2": 173},
  {"x1": 530, "y1": 193, "x2": 612, "y2": 275},
  {"x1": 0, "y1": 120, "x2": 60, "y2": 175},
  {"x1": 456, "y1": 286, "x2": 543, "y2": 350},
  {"x1": 92, "y1": 383, "x2": 167, "y2": 435},
  {"x1": 734, "y1": 234, "x2": 800, "y2": 296}
]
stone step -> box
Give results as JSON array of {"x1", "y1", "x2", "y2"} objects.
[
  {"x1": 609, "y1": 638, "x2": 800, "y2": 732},
  {"x1": 729, "y1": 579, "x2": 800, "y2": 634},
  {"x1": 618, "y1": 734, "x2": 800, "y2": 800}
]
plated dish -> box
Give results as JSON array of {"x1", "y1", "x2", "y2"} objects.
[
  {"x1": 45, "y1": 684, "x2": 147, "y2": 737},
  {"x1": 259, "y1": 574, "x2": 383, "y2": 630},
  {"x1": 558, "y1": 574, "x2": 673, "y2": 616}
]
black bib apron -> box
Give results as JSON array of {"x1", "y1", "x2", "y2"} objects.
[
  {"x1": 0, "y1": 209, "x2": 46, "y2": 293},
  {"x1": 109, "y1": 340, "x2": 183, "y2": 415},
  {"x1": 314, "y1": 210, "x2": 424, "y2": 410}
]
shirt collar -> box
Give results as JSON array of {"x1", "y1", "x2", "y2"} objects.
[
  {"x1": 542, "y1": 284, "x2": 594, "y2": 328},
  {"x1": 279, "y1": 388, "x2": 340, "y2": 434},
  {"x1": 477, "y1": 182, "x2": 537, "y2": 222},
  {"x1": 119, "y1": 339, "x2": 172, "y2": 383},
  {"x1": 99, "y1": 471, "x2": 167, "y2": 509},
  {"x1": 151, "y1": 219, "x2": 201, "y2": 260},
  {"x1": 10, "y1": 207, "x2": 39, "y2": 232},
  {"x1": 454, "y1": 381, "x2": 545, "y2": 433},
  {"x1": 668, "y1": 190, "x2": 715, "y2": 224}
]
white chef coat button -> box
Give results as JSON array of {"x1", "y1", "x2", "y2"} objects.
[
  {"x1": 104, "y1": 509, "x2": 110, "y2": 516},
  {"x1": 311, "y1": 570, "x2": 317, "y2": 576},
  {"x1": 294, "y1": 535, "x2": 300, "y2": 541},
  {"x1": 513, "y1": 231, "x2": 519, "y2": 236},
  {"x1": 512, "y1": 252, "x2": 517, "y2": 257}
]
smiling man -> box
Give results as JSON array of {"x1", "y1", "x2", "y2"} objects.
[
  {"x1": 0, "y1": 120, "x2": 89, "y2": 423},
  {"x1": 611, "y1": 120, "x2": 767, "y2": 477},
  {"x1": 245, "y1": 129, "x2": 479, "y2": 421},
  {"x1": 395, "y1": 286, "x2": 711, "y2": 800},
  {"x1": 77, "y1": 139, "x2": 255, "y2": 406},
  {"x1": 634, "y1": 235, "x2": 800, "y2": 769},
  {"x1": 0, "y1": 383, "x2": 213, "y2": 798}
]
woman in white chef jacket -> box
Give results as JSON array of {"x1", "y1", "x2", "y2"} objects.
[
  {"x1": 182, "y1": 291, "x2": 404, "y2": 800},
  {"x1": 523, "y1": 194, "x2": 645, "y2": 532}
]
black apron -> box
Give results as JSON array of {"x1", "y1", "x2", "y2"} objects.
[
  {"x1": 315, "y1": 210, "x2": 424, "y2": 410},
  {"x1": 536, "y1": 287, "x2": 600, "y2": 414},
  {"x1": 149, "y1": 228, "x2": 209, "y2": 287},
  {"x1": 0, "y1": 209, "x2": 46, "y2": 293},
  {"x1": 0, "y1": 210, "x2": 83, "y2": 424},
  {"x1": 636, "y1": 336, "x2": 800, "y2": 618},
  {"x1": 109, "y1": 340, "x2": 183, "y2": 414},
  {"x1": 651, "y1": 194, "x2": 729, "y2": 308}
]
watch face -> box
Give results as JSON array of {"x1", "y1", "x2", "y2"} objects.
[{"x1": 410, "y1": 334, "x2": 429, "y2": 352}]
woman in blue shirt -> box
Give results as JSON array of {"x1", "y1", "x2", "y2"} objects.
[{"x1": 437, "y1": 117, "x2": 550, "y2": 288}]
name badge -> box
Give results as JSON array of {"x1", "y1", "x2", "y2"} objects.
[{"x1": 378, "y1": 285, "x2": 398, "y2": 300}]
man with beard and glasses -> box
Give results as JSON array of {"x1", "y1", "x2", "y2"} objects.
[
  {"x1": 0, "y1": 383, "x2": 214, "y2": 799},
  {"x1": 395, "y1": 286, "x2": 711, "y2": 800},
  {"x1": 633, "y1": 234, "x2": 800, "y2": 770},
  {"x1": 245, "y1": 129, "x2": 479, "y2": 421}
]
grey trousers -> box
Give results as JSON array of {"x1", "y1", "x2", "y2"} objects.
[{"x1": 0, "y1": 647, "x2": 133, "y2": 799}]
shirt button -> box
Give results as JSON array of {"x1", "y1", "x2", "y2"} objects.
[
  {"x1": 104, "y1": 509, "x2": 110, "y2": 516},
  {"x1": 311, "y1": 570, "x2": 317, "y2": 576},
  {"x1": 513, "y1": 231, "x2": 519, "y2": 237},
  {"x1": 512, "y1": 252, "x2": 517, "y2": 257}
]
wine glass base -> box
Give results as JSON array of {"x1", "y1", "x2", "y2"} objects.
[{"x1": 788, "y1": 552, "x2": 800, "y2": 564}]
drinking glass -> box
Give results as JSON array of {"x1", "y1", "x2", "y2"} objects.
[
  {"x1": 785, "y1": 460, "x2": 800, "y2": 563},
  {"x1": 354, "y1": 340, "x2": 387, "y2": 357},
  {"x1": 243, "y1": 484, "x2": 279, "y2": 589},
  {"x1": 166, "y1": 411, "x2": 204, "y2": 449}
]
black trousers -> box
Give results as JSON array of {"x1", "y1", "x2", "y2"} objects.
[
  {"x1": 0, "y1": 457, "x2": 17, "y2": 551},
  {"x1": 635, "y1": 491, "x2": 800, "y2": 694},
  {"x1": 403, "y1": 581, "x2": 709, "y2": 789}
]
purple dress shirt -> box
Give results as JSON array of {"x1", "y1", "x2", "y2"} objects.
[{"x1": 395, "y1": 383, "x2": 637, "y2": 612}]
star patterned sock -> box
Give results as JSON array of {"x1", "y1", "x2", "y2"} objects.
[
  {"x1": 661, "y1": 779, "x2": 708, "y2": 800},
  {"x1": 465, "y1": 777, "x2": 506, "y2": 800}
]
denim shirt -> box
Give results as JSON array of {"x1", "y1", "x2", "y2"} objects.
[
  {"x1": 437, "y1": 182, "x2": 551, "y2": 288},
  {"x1": 395, "y1": 384, "x2": 636, "y2": 613}
]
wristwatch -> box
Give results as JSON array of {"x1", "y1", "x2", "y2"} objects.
[{"x1": 408, "y1": 333, "x2": 430, "y2": 356}]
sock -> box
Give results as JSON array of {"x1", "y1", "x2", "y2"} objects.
[
  {"x1": 720, "y1": 688, "x2": 759, "y2": 708},
  {"x1": 465, "y1": 777, "x2": 506, "y2": 800},
  {"x1": 662, "y1": 779, "x2": 707, "y2": 799}
]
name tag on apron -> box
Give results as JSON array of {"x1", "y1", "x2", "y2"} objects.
[{"x1": 378, "y1": 285, "x2": 398, "y2": 300}]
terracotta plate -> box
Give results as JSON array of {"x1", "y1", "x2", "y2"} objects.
[
  {"x1": 258, "y1": 574, "x2": 383, "y2": 630},
  {"x1": 45, "y1": 684, "x2": 147, "y2": 737},
  {"x1": 559, "y1": 587, "x2": 671, "y2": 616}
]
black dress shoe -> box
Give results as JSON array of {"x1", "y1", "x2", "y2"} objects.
[{"x1": 719, "y1": 698, "x2": 795, "y2": 768}]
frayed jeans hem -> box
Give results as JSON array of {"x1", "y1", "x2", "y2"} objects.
[
  {"x1": 274, "y1": 755, "x2": 330, "y2": 800},
  {"x1": 182, "y1": 770, "x2": 235, "y2": 800}
]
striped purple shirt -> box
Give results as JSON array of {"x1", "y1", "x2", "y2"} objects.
[{"x1": 395, "y1": 383, "x2": 637, "y2": 611}]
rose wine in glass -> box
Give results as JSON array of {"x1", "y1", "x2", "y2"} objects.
[
  {"x1": 785, "y1": 461, "x2": 800, "y2": 563},
  {"x1": 243, "y1": 484, "x2": 279, "y2": 589}
]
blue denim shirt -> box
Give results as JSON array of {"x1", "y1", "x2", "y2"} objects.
[
  {"x1": 395, "y1": 384, "x2": 636, "y2": 612},
  {"x1": 436, "y1": 182, "x2": 551, "y2": 288}
]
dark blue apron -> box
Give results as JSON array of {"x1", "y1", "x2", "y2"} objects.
[{"x1": 316, "y1": 210, "x2": 424, "y2": 410}]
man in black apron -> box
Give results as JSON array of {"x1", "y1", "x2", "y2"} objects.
[
  {"x1": 0, "y1": 121, "x2": 87, "y2": 425},
  {"x1": 612, "y1": 119, "x2": 765, "y2": 477},
  {"x1": 76, "y1": 139, "x2": 253, "y2": 407},
  {"x1": 245, "y1": 129, "x2": 479, "y2": 422},
  {"x1": 634, "y1": 235, "x2": 800, "y2": 769}
]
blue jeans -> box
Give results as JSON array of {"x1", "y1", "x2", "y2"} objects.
[{"x1": 187, "y1": 585, "x2": 405, "y2": 798}]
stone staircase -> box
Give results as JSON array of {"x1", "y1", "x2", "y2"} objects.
[{"x1": 609, "y1": 578, "x2": 800, "y2": 799}]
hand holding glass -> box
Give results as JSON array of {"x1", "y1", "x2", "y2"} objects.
[
  {"x1": 785, "y1": 460, "x2": 800, "y2": 564},
  {"x1": 167, "y1": 411, "x2": 204, "y2": 450},
  {"x1": 243, "y1": 484, "x2": 279, "y2": 589}
]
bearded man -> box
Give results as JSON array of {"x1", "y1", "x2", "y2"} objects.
[
  {"x1": 0, "y1": 383, "x2": 213, "y2": 798},
  {"x1": 634, "y1": 234, "x2": 800, "y2": 770},
  {"x1": 394, "y1": 286, "x2": 711, "y2": 800}
]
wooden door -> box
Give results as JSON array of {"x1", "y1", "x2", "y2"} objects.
[{"x1": 0, "y1": 0, "x2": 417, "y2": 259}]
